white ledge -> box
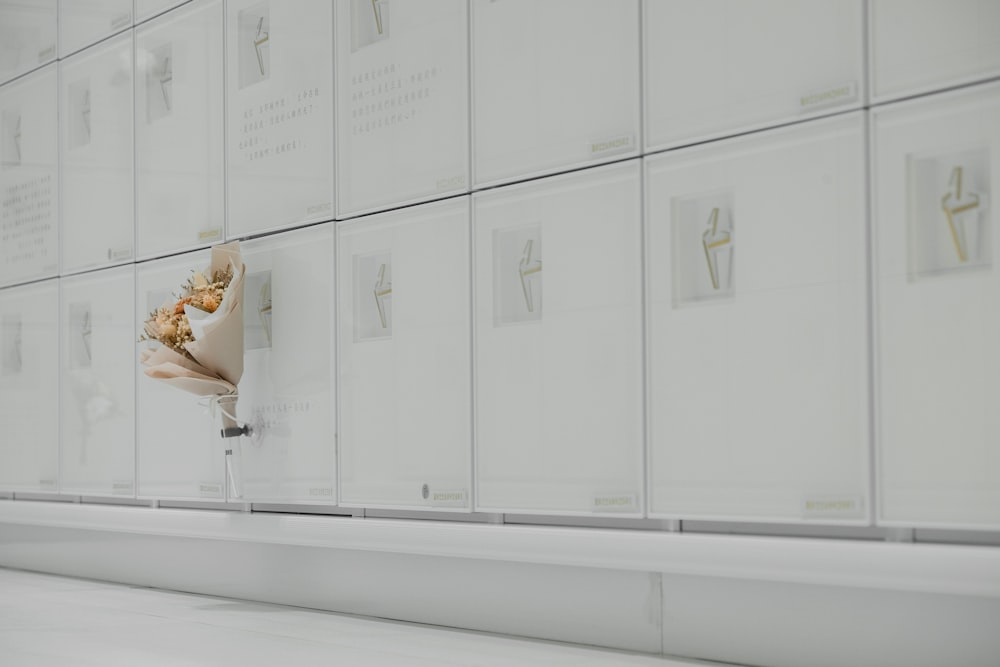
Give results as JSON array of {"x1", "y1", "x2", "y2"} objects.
[{"x1": 1, "y1": 500, "x2": 998, "y2": 598}]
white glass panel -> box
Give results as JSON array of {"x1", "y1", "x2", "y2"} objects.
[
  {"x1": 872, "y1": 83, "x2": 1000, "y2": 529},
  {"x1": 226, "y1": 0, "x2": 334, "y2": 237},
  {"x1": 233, "y1": 225, "x2": 336, "y2": 503},
  {"x1": 335, "y1": 0, "x2": 468, "y2": 217},
  {"x1": 338, "y1": 198, "x2": 471, "y2": 510},
  {"x1": 0, "y1": 64, "x2": 58, "y2": 286},
  {"x1": 58, "y1": 0, "x2": 132, "y2": 57},
  {"x1": 135, "y1": 249, "x2": 225, "y2": 500},
  {"x1": 135, "y1": 0, "x2": 188, "y2": 23},
  {"x1": 471, "y1": 0, "x2": 640, "y2": 188},
  {"x1": 870, "y1": 0, "x2": 1000, "y2": 103},
  {"x1": 644, "y1": 0, "x2": 864, "y2": 151},
  {"x1": 135, "y1": 0, "x2": 224, "y2": 259},
  {"x1": 0, "y1": 0, "x2": 57, "y2": 84},
  {"x1": 59, "y1": 266, "x2": 135, "y2": 497},
  {"x1": 59, "y1": 32, "x2": 134, "y2": 274},
  {"x1": 646, "y1": 114, "x2": 869, "y2": 523},
  {"x1": 474, "y1": 162, "x2": 643, "y2": 515},
  {"x1": 0, "y1": 279, "x2": 58, "y2": 492}
]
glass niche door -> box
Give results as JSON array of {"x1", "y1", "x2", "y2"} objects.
[
  {"x1": 232, "y1": 224, "x2": 336, "y2": 504},
  {"x1": 473, "y1": 162, "x2": 643, "y2": 516},
  {"x1": 135, "y1": 249, "x2": 225, "y2": 501},
  {"x1": 59, "y1": 265, "x2": 135, "y2": 498},
  {"x1": 646, "y1": 113, "x2": 870, "y2": 524},
  {"x1": 872, "y1": 82, "x2": 1000, "y2": 530},
  {"x1": 0, "y1": 279, "x2": 59, "y2": 493},
  {"x1": 338, "y1": 198, "x2": 471, "y2": 511}
]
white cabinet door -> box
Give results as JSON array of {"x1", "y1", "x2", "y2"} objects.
[
  {"x1": 474, "y1": 162, "x2": 643, "y2": 516},
  {"x1": 135, "y1": 0, "x2": 224, "y2": 260},
  {"x1": 59, "y1": 32, "x2": 134, "y2": 274},
  {"x1": 59, "y1": 266, "x2": 135, "y2": 497},
  {"x1": 471, "y1": 0, "x2": 640, "y2": 188},
  {"x1": 0, "y1": 64, "x2": 58, "y2": 286},
  {"x1": 235, "y1": 225, "x2": 336, "y2": 503},
  {"x1": 870, "y1": 0, "x2": 1000, "y2": 104},
  {"x1": 335, "y1": 0, "x2": 468, "y2": 217},
  {"x1": 0, "y1": 279, "x2": 58, "y2": 492},
  {"x1": 135, "y1": 250, "x2": 226, "y2": 500},
  {"x1": 226, "y1": 0, "x2": 334, "y2": 237},
  {"x1": 58, "y1": 0, "x2": 132, "y2": 57},
  {"x1": 0, "y1": 0, "x2": 57, "y2": 84},
  {"x1": 338, "y1": 198, "x2": 471, "y2": 510},
  {"x1": 644, "y1": 0, "x2": 864, "y2": 151},
  {"x1": 646, "y1": 114, "x2": 869, "y2": 523},
  {"x1": 872, "y1": 83, "x2": 1000, "y2": 529}
]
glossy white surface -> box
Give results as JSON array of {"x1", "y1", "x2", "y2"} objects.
[
  {"x1": 0, "y1": 280, "x2": 58, "y2": 492},
  {"x1": 644, "y1": 0, "x2": 864, "y2": 151},
  {"x1": 135, "y1": 0, "x2": 188, "y2": 23},
  {"x1": 59, "y1": 32, "x2": 134, "y2": 274},
  {"x1": 226, "y1": 0, "x2": 334, "y2": 237},
  {"x1": 471, "y1": 0, "x2": 640, "y2": 187},
  {"x1": 338, "y1": 198, "x2": 471, "y2": 510},
  {"x1": 870, "y1": 0, "x2": 1000, "y2": 103},
  {"x1": 58, "y1": 0, "x2": 133, "y2": 57},
  {"x1": 0, "y1": 567, "x2": 690, "y2": 666},
  {"x1": 0, "y1": 64, "x2": 58, "y2": 286},
  {"x1": 59, "y1": 266, "x2": 135, "y2": 497},
  {"x1": 235, "y1": 225, "x2": 336, "y2": 503},
  {"x1": 646, "y1": 114, "x2": 870, "y2": 523},
  {"x1": 474, "y1": 163, "x2": 643, "y2": 515},
  {"x1": 135, "y1": 250, "x2": 225, "y2": 501},
  {"x1": 872, "y1": 83, "x2": 1000, "y2": 530},
  {"x1": 0, "y1": 0, "x2": 57, "y2": 84},
  {"x1": 135, "y1": 0, "x2": 225, "y2": 259},
  {"x1": 335, "y1": 0, "x2": 469, "y2": 217}
]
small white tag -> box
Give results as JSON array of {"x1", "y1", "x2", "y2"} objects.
[
  {"x1": 799, "y1": 82, "x2": 857, "y2": 110},
  {"x1": 199, "y1": 482, "x2": 223, "y2": 498},
  {"x1": 589, "y1": 134, "x2": 634, "y2": 156},
  {"x1": 38, "y1": 479, "x2": 56, "y2": 490},
  {"x1": 108, "y1": 246, "x2": 132, "y2": 262},
  {"x1": 436, "y1": 174, "x2": 465, "y2": 191},
  {"x1": 592, "y1": 494, "x2": 638, "y2": 513},
  {"x1": 198, "y1": 228, "x2": 222, "y2": 242},
  {"x1": 110, "y1": 13, "x2": 131, "y2": 30},
  {"x1": 427, "y1": 488, "x2": 467, "y2": 508},
  {"x1": 112, "y1": 481, "x2": 134, "y2": 495},
  {"x1": 803, "y1": 495, "x2": 864, "y2": 518},
  {"x1": 308, "y1": 487, "x2": 333, "y2": 498}
]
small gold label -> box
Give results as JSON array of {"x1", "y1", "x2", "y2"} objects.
[
  {"x1": 803, "y1": 496, "x2": 864, "y2": 518},
  {"x1": 198, "y1": 228, "x2": 222, "y2": 242},
  {"x1": 592, "y1": 494, "x2": 638, "y2": 512},
  {"x1": 199, "y1": 483, "x2": 222, "y2": 496},
  {"x1": 800, "y1": 82, "x2": 857, "y2": 110},
  {"x1": 308, "y1": 487, "x2": 333, "y2": 497},
  {"x1": 108, "y1": 247, "x2": 132, "y2": 262},
  {"x1": 110, "y1": 13, "x2": 131, "y2": 30},
  {"x1": 38, "y1": 45, "x2": 55, "y2": 61},
  {"x1": 428, "y1": 489, "x2": 467, "y2": 507},
  {"x1": 112, "y1": 481, "x2": 133, "y2": 495},
  {"x1": 436, "y1": 175, "x2": 465, "y2": 191},
  {"x1": 306, "y1": 202, "x2": 332, "y2": 215},
  {"x1": 590, "y1": 135, "x2": 633, "y2": 155}
]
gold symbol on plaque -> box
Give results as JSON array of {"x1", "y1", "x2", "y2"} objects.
[
  {"x1": 518, "y1": 239, "x2": 542, "y2": 313},
  {"x1": 702, "y1": 207, "x2": 732, "y2": 290},
  {"x1": 253, "y1": 16, "x2": 269, "y2": 76},
  {"x1": 940, "y1": 166, "x2": 981, "y2": 263},
  {"x1": 373, "y1": 263, "x2": 392, "y2": 329}
]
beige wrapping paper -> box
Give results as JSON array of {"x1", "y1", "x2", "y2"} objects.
[{"x1": 140, "y1": 242, "x2": 246, "y2": 433}]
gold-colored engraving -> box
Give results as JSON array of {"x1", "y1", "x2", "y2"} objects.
[
  {"x1": 258, "y1": 278, "x2": 272, "y2": 344},
  {"x1": 80, "y1": 309, "x2": 92, "y2": 362},
  {"x1": 941, "y1": 166, "x2": 981, "y2": 263},
  {"x1": 701, "y1": 207, "x2": 731, "y2": 290},
  {"x1": 12, "y1": 115, "x2": 21, "y2": 161},
  {"x1": 518, "y1": 239, "x2": 542, "y2": 313},
  {"x1": 158, "y1": 55, "x2": 173, "y2": 111},
  {"x1": 253, "y1": 16, "x2": 269, "y2": 76},
  {"x1": 372, "y1": 0, "x2": 384, "y2": 35},
  {"x1": 81, "y1": 89, "x2": 91, "y2": 139},
  {"x1": 373, "y1": 263, "x2": 392, "y2": 329}
]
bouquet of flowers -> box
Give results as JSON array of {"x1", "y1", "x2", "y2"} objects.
[{"x1": 139, "y1": 242, "x2": 246, "y2": 436}]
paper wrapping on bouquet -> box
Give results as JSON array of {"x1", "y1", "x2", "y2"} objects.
[{"x1": 140, "y1": 242, "x2": 246, "y2": 432}]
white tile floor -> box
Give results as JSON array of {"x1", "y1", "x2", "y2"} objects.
[{"x1": 0, "y1": 567, "x2": 710, "y2": 666}]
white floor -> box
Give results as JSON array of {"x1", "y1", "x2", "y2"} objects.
[{"x1": 0, "y1": 567, "x2": 710, "y2": 666}]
